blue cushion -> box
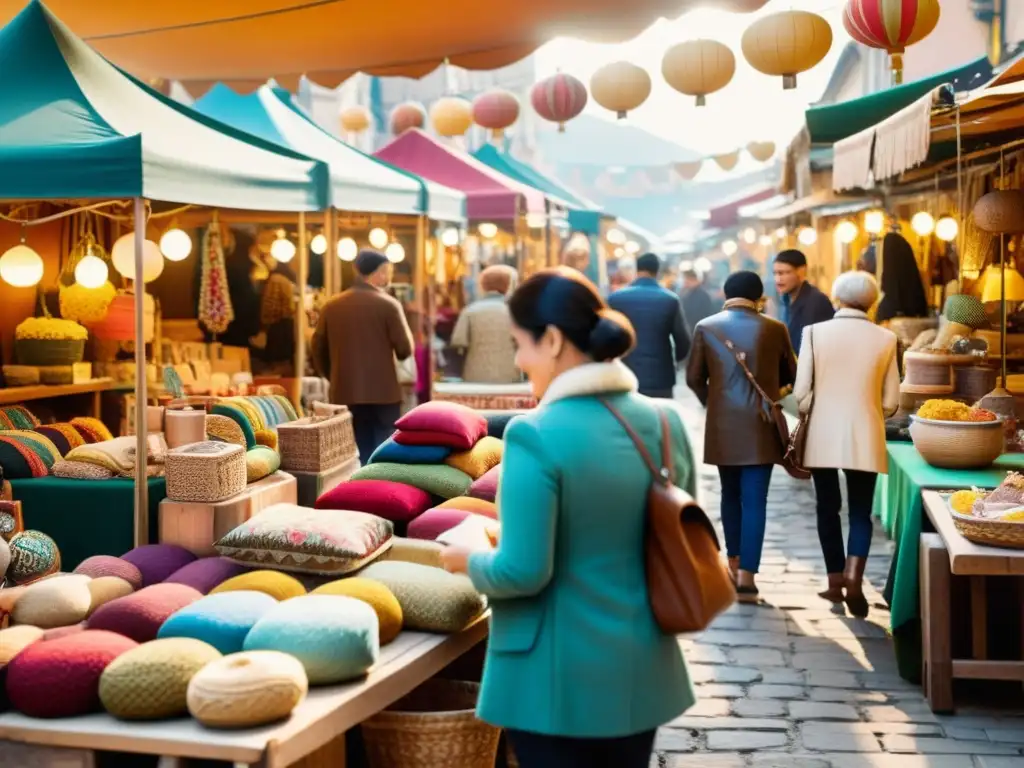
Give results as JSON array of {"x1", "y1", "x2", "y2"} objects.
[
  {"x1": 243, "y1": 595, "x2": 379, "y2": 685},
  {"x1": 158, "y1": 591, "x2": 277, "y2": 655},
  {"x1": 370, "y1": 438, "x2": 452, "y2": 465}
]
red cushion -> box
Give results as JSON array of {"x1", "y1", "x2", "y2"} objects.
[
  {"x1": 5, "y1": 630, "x2": 138, "y2": 718},
  {"x1": 86, "y1": 583, "x2": 202, "y2": 642},
  {"x1": 316, "y1": 479, "x2": 433, "y2": 523},
  {"x1": 407, "y1": 508, "x2": 472, "y2": 540},
  {"x1": 468, "y1": 465, "x2": 499, "y2": 502},
  {"x1": 394, "y1": 402, "x2": 486, "y2": 450},
  {"x1": 393, "y1": 429, "x2": 476, "y2": 451}
]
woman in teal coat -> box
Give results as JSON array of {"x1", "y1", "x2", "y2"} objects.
[{"x1": 442, "y1": 267, "x2": 697, "y2": 767}]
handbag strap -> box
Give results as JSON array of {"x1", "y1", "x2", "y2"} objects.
[
  {"x1": 703, "y1": 325, "x2": 778, "y2": 408},
  {"x1": 599, "y1": 398, "x2": 675, "y2": 485}
]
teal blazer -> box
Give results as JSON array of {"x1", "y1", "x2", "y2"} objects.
[{"x1": 468, "y1": 362, "x2": 697, "y2": 738}]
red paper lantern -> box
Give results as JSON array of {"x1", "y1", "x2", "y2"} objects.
[
  {"x1": 472, "y1": 89, "x2": 520, "y2": 141},
  {"x1": 389, "y1": 102, "x2": 426, "y2": 135},
  {"x1": 842, "y1": 0, "x2": 940, "y2": 84},
  {"x1": 530, "y1": 73, "x2": 588, "y2": 132}
]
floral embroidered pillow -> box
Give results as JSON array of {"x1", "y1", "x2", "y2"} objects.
[{"x1": 216, "y1": 503, "x2": 393, "y2": 575}]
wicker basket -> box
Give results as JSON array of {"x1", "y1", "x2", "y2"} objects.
[
  {"x1": 950, "y1": 509, "x2": 1024, "y2": 549},
  {"x1": 165, "y1": 441, "x2": 247, "y2": 503},
  {"x1": 360, "y1": 679, "x2": 500, "y2": 768},
  {"x1": 14, "y1": 339, "x2": 85, "y2": 367},
  {"x1": 909, "y1": 416, "x2": 1004, "y2": 470},
  {"x1": 277, "y1": 412, "x2": 356, "y2": 473}
]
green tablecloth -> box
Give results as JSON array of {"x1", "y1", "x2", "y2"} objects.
[{"x1": 9, "y1": 477, "x2": 165, "y2": 570}]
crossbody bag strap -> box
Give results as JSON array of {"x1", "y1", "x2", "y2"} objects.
[
  {"x1": 599, "y1": 398, "x2": 675, "y2": 485},
  {"x1": 703, "y1": 325, "x2": 778, "y2": 408}
]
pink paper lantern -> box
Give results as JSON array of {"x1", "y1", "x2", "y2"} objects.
[
  {"x1": 389, "y1": 102, "x2": 426, "y2": 135},
  {"x1": 530, "y1": 73, "x2": 588, "y2": 132},
  {"x1": 472, "y1": 89, "x2": 520, "y2": 141}
]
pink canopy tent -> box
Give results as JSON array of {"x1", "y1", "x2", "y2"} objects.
[{"x1": 375, "y1": 129, "x2": 546, "y2": 221}]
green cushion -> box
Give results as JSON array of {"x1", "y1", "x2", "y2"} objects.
[
  {"x1": 359, "y1": 560, "x2": 485, "y2": 633},
  {"x1": 351, "y1": 463, "x2": 472, "y2": 500},
  {"x1": 246, "y1": 447, "x2": 281, "y2": 484}
]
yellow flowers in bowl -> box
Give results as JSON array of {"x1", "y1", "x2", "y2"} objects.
[
  {"x1": 59, "y1": 282, "x2": 116, "y2": 325},
  {"x1": 15, "y1": 317, "x2": 88, "y2": 342}
]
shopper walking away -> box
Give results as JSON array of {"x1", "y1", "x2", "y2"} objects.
[
  {"x1": 440, "y1": 267, "x2": 697, "y2": 768},
  {"x1": 450, "y1": 264, "x2": 521, "y2": 384},
  {"x1": 793, "y1": 271, "x2": 899, "y2": 618},
  {"x1": 680, "y1": 268, "x2": 715, "y2": 334},
  {"x1": 608, "y1": 252, "x2": 690, "y2": 398},
  {"x1": 773, "y1": 249, "x2": 834, "y2": 352},
  {"x1": 312, "y1": 249, "x2": 414, "y2": 464},
  {"x1": 686, "y1": 270, "x2": 797, "y2": 602}
]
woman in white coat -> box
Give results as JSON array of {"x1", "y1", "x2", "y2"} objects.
[{"x1": 793, "y1": 271, "x2": 899, "y2": 618}]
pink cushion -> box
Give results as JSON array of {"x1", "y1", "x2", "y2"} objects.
[
  {"x1": 468, "y1": 465, "x2": 499, "y2": 502},
  {"x1": 86, "y1": 583, "x2": 202, "y2": 642},
  {"x1": 120, "y1": 544, "x2": 198, "y2": 587},
  {"x1": 394, "y1": 402, "x2": 486, "y2": 451},
  {"x1": 316, "y1": 479, "x2": 434, "y2": 523},
  {"x1": 407, "y1": 508, "x2": 472, "y2": 540},
  {"x1": 74, "y1": 555, "x2": 144, "y2": 591}
]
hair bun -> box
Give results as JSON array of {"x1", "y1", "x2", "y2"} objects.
[{"x1": 588, "y1": 310, "x2": 636, "y2": 362}]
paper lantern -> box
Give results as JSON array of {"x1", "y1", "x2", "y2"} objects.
[
  {"x1": 472, "y1": 89, "x2": 520, "y2": 141},
  {"x1": 836, "y1": 220, "x2": 859, "y2": 245},
  {"x1": 369, "y1": 228, "x2": 389, "y2": 249},
  {"x1": 390, "y1": 102, "x2": 426, "y2": 135},
  {"x1": 340, "y1": 105, "x2": 371, "y2": 135},
  {"x1": 530, "y1": 73, "x2": 588, "y2": 132},
  {"x1": 385, "y1": 243, "x2": 406, "y2": 263},
  {"x1": 74, "y1": 255, "x2": 109, "y2": 289},
  {"x1": 935, "y1": 215, "x2": 959, "y2": 242},
  {"x1": 674, "y1": 161, "x2": 703, "y2": 181},
  {"x1": 742, "y1": 11, "x2": 833, "y2": 89},
  {"x1": 270, "y1": 234, "x2": 296, "y2": 263},
  {"x1": 159, "y1": 228, "x2": 192, "y2": 262},
  {"x1": 973, "y1": 190, "x2": 1024, "y2": 234},
  {"x1": 713, "y1": 151, "x2": 740, "y2": 172},
  {"x1": 843, "y1": 0, "x2": 940, "y2": 84},
  {"x1": 747, "y1": 141, "x2": 776, "y2": 162},
  {"x1": 0, "y1": 244, "x2": 44, "y2": 288},
  {"x1": 911, "y1": 211, "x2": 935, "y2": 237},
  {"x1": 111, "y1": 234, "x2": 164, "y2": 283},
  {"x1": 430, "y1": 97, "x2": 473, "y2": 137},
  {"x1": 310, "y1": 234, "x2": 328, "y2": 255},
  {"x1": 661, "y1": 40, "x2": 736, "y2": 107},
  {"x1": 798, "y1": 227, "x2": 819, "y2": 246},
  {"x1": 337, "y1": 237, "x2": 358, "y2": 261},
  {"x1": 590, "y1": 62, "x2": 652, "y2": 119}
]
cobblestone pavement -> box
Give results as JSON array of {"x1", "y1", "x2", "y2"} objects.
[{"x1": 656, "y1": 391, "x2": 1024, "y2": 767}]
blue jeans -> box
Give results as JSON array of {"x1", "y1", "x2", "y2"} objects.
[
  {"x1": 717, "y1": 464, "x2": 774, "y2": 574},
  {"x1": 811, "y1": 468, "x2": 877, "y2": 573}
]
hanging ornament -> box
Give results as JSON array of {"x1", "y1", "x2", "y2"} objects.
[
  {"x1": 843, "y1": 0, "x2": 940, "y2": 85},
  {"x1": 339, "y1": 105, "x2": 371, "y2": 136},
  {"x1": 198, "y1": 222, "x2": 235, "y2": 336},
  {"x1": 713, "y1": 151, "x2": 741, "y2": 172},
  {"x1": 530, "y1": 73, "x2": 588, "y2": 132},
  {"x1": 747, "y1": 141, "x2": 776, "y2": 162},
  {"x1": 661, "y1": 40, "x2": 736, "y2": 107},
  {"x1": 429, "y1": 96, "x2": 473, "y2": 138},
  {"x1": 742, "y1": 11, "x2": 833, "y2": 89},
  {"x1": 390, "y1": 102, "x2": 426, "y2": 135},
  {"x1": 472, "y1": 89, "x2": 520, "y2": 142},
  {"x1": 673, "y1": 160, "x2": 704, "y2": 181},
  {"x1": 590, "y1": 62, "x2": 652, "y2": 119}
]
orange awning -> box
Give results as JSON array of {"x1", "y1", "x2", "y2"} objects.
[{"x1": 7, "y1": 0, "x2": 768, "y2": 89}]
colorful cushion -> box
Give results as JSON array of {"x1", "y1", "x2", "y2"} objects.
[
  {"x1": 273, "y1": 395, "x2": 300, "y2": 422},
  {"x1": 5, "y1": 630, "x2": 138, "y2": 718},
  {"x1": 226, "y1": 398, "x2": 265, "y2": 430},
  {"x1": 311, "y1": 578, "x2": 403, "y2": 645},
  {"x1": 244, "y1": 595, "x2": 379, "y2": 684},
  {"x1": 65, "y1": 436, "x2": 137, "y2": 475},
  {"x1": 468, "y1": 465, "x2": 499, "y2": 502},
  {"x1": 393, "y1": 429, "x2": 481, "y2": 451},
  {"x1": 370, "y1": 438, "x2": 452, "y2": 465},
  {"x1": 7, "y1": 531, "x2": 61, "y2": 585},
  {"x1": 70, "y1": 417, "x2": 114, "y2": 444},
  {"x1": 164, "y1": 557, "x2": 250, "y2": 595},
  {"x1": 75, "y1": 555, "x2": 144, "y2": 590},
  {"x1": 0, "y1": 406, "x2": 37, "y2": 430},
  {"x1": 216, "y1": 504, "x2": 392, "y2": 575},
  {"x1": 485, "y1": 411, "x2": 517, "y2": 439},
  {"x1": 159, "y1": 591, "x2": 278, "y2": 654},
  {"x1": 87, "y1": 583, "x2": 203, "y2": 643},
  {"x1": 87, "y1": 577, "x2": 136, "y2": 616},
  {"x1": 315, "y1": 479, "x2": 434, "y2": 523},
  {"x1": 206, "y1": 414, "x2": 247, "y2": 447},
  {"x1": 187, "y1": 650, "x2": 308, "y2": 728},
  {"x1": 394, "y1": 401, "x2": 487, "y2": 451},
  {"x1": 437, "y1": 496, "x2": 499, "y2": 519},
  {"x1": 211, "y1": 404, "x2": 257, "y2": 449},
  {"x1": 360, "y1": 561, "x2": 486, "y2": 633},
  {"x1": 209, "y1": 570, "x2": 307, "y2": 601},
  {"x1": 33, "y1": 427, "x2": 70, "y2": 457},
  {"x1": 52, "y1": 459, "x2": 116, "y2": 480},
  {"x1": 35, "y1": 423, "x2": 85, "y2": 455},
  {"x1": 379, "y1": 537, "x2": 445, "y2": 569},
  {"x1": 249, "y1": 397, "x2": 278, "y2": 427},
  {"x1": 120, "y1": 544, "x2": 198, "y2": 587},
  {"x1": 352, "y1": 463, "x2": 471, "y2": 500},
  {"x1": 254, "y1": 429, "x2": 279, "y2": 451},
  {"x1": 407, "y1": 508, "x2": 472, "y2": 540},
  {"x1": 444, "y1": 436, "x2": 503, "y2": 479},
  {"x1": 99, "y1": 637, "x2": 222, "y2": 720},
  {"x1": 246, "y1": 446, "x2": 281, "y2": 483},
  {"x1": 12, "y1": 574, "x2": 92, "y2": 629},
  {"x1": 0, "y1": 432, "x2": 58, "y2": 479}
]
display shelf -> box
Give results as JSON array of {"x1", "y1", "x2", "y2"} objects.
[{"x1": 0, "y1": 378, "x2": 114, "y2": 418}]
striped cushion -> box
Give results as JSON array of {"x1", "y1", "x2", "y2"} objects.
[
  {"x1": 70, "y1": 417, "x2": 114, "y2": 444},
  {"x1": 211, "y1": 404, "x2": 257, "y2": 449}
]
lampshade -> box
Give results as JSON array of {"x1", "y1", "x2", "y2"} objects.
[{"x1": 981, "y1": 266, "x2": 1024, "y2": 304}]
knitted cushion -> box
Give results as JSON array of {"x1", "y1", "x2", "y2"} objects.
[
  {"x1": 244, "y1": 595, "x2": 379, "y2": 684},
  {"x1": 250, "y1": 397, "x2": 279, "y2": 427},
  {"x1": 75, "y1": 555, "x2": 144, "y2": 590},
  {"x1": 378, "y1": 537, "x2": 445, "y2": 569},
  {"x1": 87, "y1": 577, "x2": 136, "y2": 616},
  {"x1": 12, "y1": 574, "x2": 92, "y2": 629},
  {"x1": 99, "y1": 637, "x2": 222, "y2": 720},
  {"x1": 394, "y1": 401, "x2": 487, "y2": 451},
  {"x1": 7, "y1": 530, "x2": 61, "y2": 585},
  {"x1": 246, "y1": 446, "x2": 281, "y2": 483},
  {"x1": 437, "y1": 496, "x2": 499, "y2": 520},
  {"x1": 216, "y1": 504, "x2": 392, "y2": 576},
  {"x1": 227, "y1": 398, "x2": 265, "y2": 430},
  {"x1": 0, "y1": 433, "x2": 55, "y2": 479},
  {"x1": 164, "y1": 557, "x2": 250, "y2": 595},
  {"x1": 1, "y1": 406, "x2": 39, "y2": 431},
  {"x1": 311, "y1": 578, "x2": 403, "y2": 645},
  {"x1": 273, "y1": 395, "x2": 300, "y2": 422},
  {"x1": 35, "y1": 423, "x2": 85, "y2": 455},
  {"x1": 87, "y1": 584, "x2": 203, "y2": 643},
  {"x1": 352, "y1": 463, "x2": 471, "y2": 500},
  {"x1": 52, "y1": 459, "x2": 116, "y2": 480},
  {"x1": 187, "y1": 650, "x2": 307, "y2": 728},
  {"x1": 369, "y1": 438, "x2": 452, "y2": 465},
  {"x1": 444, "y1": 436, "x2": 503, "y2": 479},
  {"x1": 33, "y1": 427, "x2": 71, "y2": 457},
  {"x1": 407, "y1": 508, "x2": 472, "y2": 540},
  {"x1": 43, "y1": 622, "x2": 87, "y2": 641},
  {"x1": 70, "y1": 417, "x2": 114, "y2": 444},
  {"x1": 5, "y1": 630, "x2": 138, "y2": 718},
  {"x1": 65, "y1": 437, "x2": 137, "y2": 474},
  {"x1": 120, "y1": 544, "x2": 198, "y2": 587},
  {"x1": 0, "y1": 625, "x2": 43, "y2": 665},
  {"x1": 255, "y1": 430, "x2": 279, "y2": 451},
  {"x1": 209, "y1": 570, "x2": 307, "y2": 601},
  {"x1": 393, "y1": 429, "x2": 481, "y2": 451},
  {"x1": 485, "y1": 411, "x2": 517, "y2": 439},
  {"x1": 211, "y1": 404, "x2": 257, "y2": 449},
  {"x1": 468, "y1": 465, "x2": 499, "y2": 502},
  {"x1": 159, "y1": 591, "x2": 278, "y2": 654},
  {"x1": 360, "y1": 561, "x2": 485, "y2": 633},
  {"x1": 315, "y1": 479, "x2": 434, "y2": 523},
  {"x1": 206, "y1": 414, "x2": 247, "y2": 447}
]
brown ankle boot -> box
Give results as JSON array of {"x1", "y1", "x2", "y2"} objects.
[
  {"x1": 818, "y1": 573, "x2": 845, "y2": 603},
  {"x1": 844, "y1": 556, "x2": 869, "y2": 618}
]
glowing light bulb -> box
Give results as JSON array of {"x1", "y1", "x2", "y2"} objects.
[
  {"x1": 112, "y1": 234, "x2": 164, "y2": 283},
  {"x1": 159, "y1": 228, "x2": 192, "y2": 262},
  {"x1": 694, "y1": 256, "x2": 713, "y2": 273},
  {"x1": 270, "y1": 234, "x2": 296, "y2": 263},
  {"x1": 836, "y1": 220, "x2": 859, "y2": 245},
  {"x1": 775, "y1": 227, "x2": 788, "y2": 240},
  {"x1": 798, "y1": 227, "x2": 818, "y2": 246},
  {"x1": 606, "y1": 228, "x2": 626, "y2": 245},
  {"x1": 441, "y1": 228, "x2": 460, "y2": 247},
  {"x1": 0, "y1": 243, "x2": 43, "y2": 287},
  {"x1": 478, "y1": 222, "x2": 498, "y2": 239},
  {"x1": 625, "y1": 240, "x2": 641, "y2": 254},
  {"x1": 74, "y1": 255, "x2": 109, "y2": 289},
  {"x1": 911, "y1": 211, "x2": 935, "y2": 237},
  {"x1": 742, "y1": 227, "x2": 757, "y2": 244},
  {"x1": 310, "y1": 233, "x2": 328, "y2": 255},
  {"x1": 721, "y1": 240, "x2": 738, "y2": 256},
  {"x1": 386, "y1": 243, "x2": 406, "y2": 263},
  {"x1": 935, "y1": 216, "x2": 959, "y2": 242},
  {"x1": 864, "y1": 210, "x2": 885, "y2": 235},
  {"x1": 337, "y1": 237, "x2": 358, "y2": 261},
  {"x1": 368, "y1": 228, "x2": 389, "y2": 249},
  {"x1": 759, "y1": 234, "x2": 773, "y2": 246}
]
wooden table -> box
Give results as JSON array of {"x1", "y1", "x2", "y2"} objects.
[
  {"x1": 920, "y1": 491, "x2": 1024, "y2": 712},
  {"x1": 0, "y1": 618, "x2": 488, "y2": 767},
  {"x1": 0, "y1": 378, "x2": 113, "y2": 419}
]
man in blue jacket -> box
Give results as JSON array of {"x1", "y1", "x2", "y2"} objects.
[
  {"x1": 773, "y1": 249, "x2": 835, "y2": 352},
  {"x1": 608, "y1": 252, "x2": 690, "y2": 398}
]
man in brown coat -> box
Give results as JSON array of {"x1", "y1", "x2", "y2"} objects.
[{"x1": 313, "y1": 249, "x2": 414, "y2": 464}]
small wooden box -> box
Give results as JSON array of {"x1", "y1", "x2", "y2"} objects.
[{"x1": 291, "y1": 456, "x2": 360, "y2": 507}]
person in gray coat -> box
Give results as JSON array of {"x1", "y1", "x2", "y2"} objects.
[{"x1": 608, "y1": 252, "x2": 690, "y2": 398}]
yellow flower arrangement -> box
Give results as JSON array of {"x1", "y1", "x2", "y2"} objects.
[
  {"x1": 59, "y1": 282, "x2": 116, "y2": 325},
  {"x1": 917, "y1": 399, "x2": 972, "y2": 421},
  {"x1": 950, "y1": 490, "x2": 981, "y2": 515},
  {"x1": 15, "y1": 317, "x2": 88, "y2": 341}
]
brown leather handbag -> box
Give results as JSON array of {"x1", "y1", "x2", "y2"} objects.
[{"x1": 601, "y1": 400, "x2": 736, "y2": 634}]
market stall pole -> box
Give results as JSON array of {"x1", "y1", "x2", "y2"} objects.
[
  {"x1": 133, "y1": 197, "x2": 149, "y2": 546},
  {"x1": 294, "y1": 212, "x2": 308, "y2": 408}
]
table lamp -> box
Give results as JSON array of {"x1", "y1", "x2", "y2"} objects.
[{"x1": 979, "y1": 263, "x2": 1024, "y2": 414}]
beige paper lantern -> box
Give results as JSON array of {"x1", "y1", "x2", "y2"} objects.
[
  {"x1": 747, "y1": 141, "x2": 776, "y2": 162},
  {"x1": 590, "y1": 61, "x2": 652, "y2": 119},
  {"x1": 661, "y1": 40, "x2": 736, "y2": 107},
  {"x1": 339, "y1": 105, "x2": 371, "y2": 135},
  {"x1": 741, "y1": 11, "x2": 833, "y2": 89},
  {"x1": 674, "y1": 161, "x2": 704, "y2": 181},
  {"x1": 973, "y1": 190, "x2": 1024, "y2": 234},
  {"x1": 713, "y1": 151, "x2": 740, "y2": 172},
  {"x1": 430, "y1": 96, "x2": 474, "y2": 137}
]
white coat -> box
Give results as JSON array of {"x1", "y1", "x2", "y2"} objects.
[{"x1": 793, "y1": 309, "x2": 900, "y2": 474}]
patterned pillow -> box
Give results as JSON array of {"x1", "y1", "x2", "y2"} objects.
[
  {"x1": 468, "y1": 465, "x2": 500, "y2": 502},
  {"x1": 206, "y1": 414, "x2": 247, "y2": 447},
  {"x1": 159, "y1": 591, "x2": 278, "y2": 654},
  {"x1": 11, "y1": 574, "x2": 92, "y2": 629},
  {"x1": 352, "y1": 463, "x2": 472, "y2": 500},
  {"x1": 87, "y1": 583, "x2": 203, "y2": 642},
  {"x1": 186, "y1": 650, "x2": 307, "y2": 728},
  {"x1": 7, "y1": 531, "x2": 61, "y2": 585},
  {"x1": 316, "y1": 479, "x2": 434, "y2": 523},
  {"x1": 0, "y1": 431, "x2": 61, "y2": 479},
  {"x1": 359, "y1": 561, "x2": 486, "y2": 633},
  {"x1": 437, "y1": 496, "x2": 499, "y2": 520},
  {"x1": 407, "y1": 507, "x2": 472, "y2": 541},
  {"x1": 36, "y1": 423, "x2": 86, "y2": 454},
  {"x1": 211, "y1": 404, "x2": 257, "y2": 449},
  {"x1": 444, "y1": 436, "x2": 503, "y2": 479},
  {"x1": 209, "y1": 570, "x2": 307, "y2": 601},
  {"x1": 33, "y1": 426, "x2": 71, "y2": 457},
  {"x1": 246, "y1": 446, "x2": 281, "y2": 484},
  {"x1": 75, "y1": 555, "x2": 144, "y2": 590},
  {"x1": 70, "y1": 417, "x2": 114, "y2": 444},
  {"x1": 1, "y1": 406, "x2": 39, "y2": 431},
  {"x1": 310, "y1": 578, "x2": 403, "y2": 645},
  {"x1": 120, "y1": 544, "x2": 198, "y2": 587},
  {"x1": 370, "y1": 438, "x2": 452, "y2": 465},
  {"x1": 164, "y1": 557, "x2": 250, "y2": 595},
  {"x1": 216, "y1": 504, "x2": 393, "y2": 575},
  {"x1": 394, "y1": 401, "x2": 487, "y2": 451},
  {"x1": 52, "y1": 460, "x2": 116, "y2": 480}
]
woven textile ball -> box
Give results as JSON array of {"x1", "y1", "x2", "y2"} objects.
[
  {"x1": 7, "y1": 531, "x2": 60, "y2": 585},
  {"x1": 87, "y1": 577, "x2": 136, "y2": 616},
  {"x1": 87, "y1": 583, "x2": 202, "y2": 643},
  {"x1": 75, "y1": 555, "x2": 144, "y2": 590},
  {"x1": 209, "y1": 570, "x2": 306, "y2": 601},
  {"x1": 360, "y1": 561, "x2": 485, "y2": 633},
  {"x1": 164, "y1": 557, "x2": 250, "y2": 595},
  {"x1": 0, "y1": 536, "x2": 9, "y2": 582},
  {"x1": 311, "y1": 578, "x2": 403, "y2": 645},
  {"x1": 187, "y1": 650, "x2": 308, "y2": 728},
  {"x1": 12, "y1": 574, "x2": 92, "y2": 629},
  {"x1": 244, "y1": 595, "x2": 379, "y2": 685},
  {"x1": 120, "y1": 544, "x2": 198, "y2": 588},
  {"x1": 5, "y1": 630, "x2": 138, "y2": 718},
  {"x1": 159, "y1": 591, "x2": 278, "y2": 654},
  {"x1": 99, "y1": 637, "x2": 222, "y2": 720}
]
